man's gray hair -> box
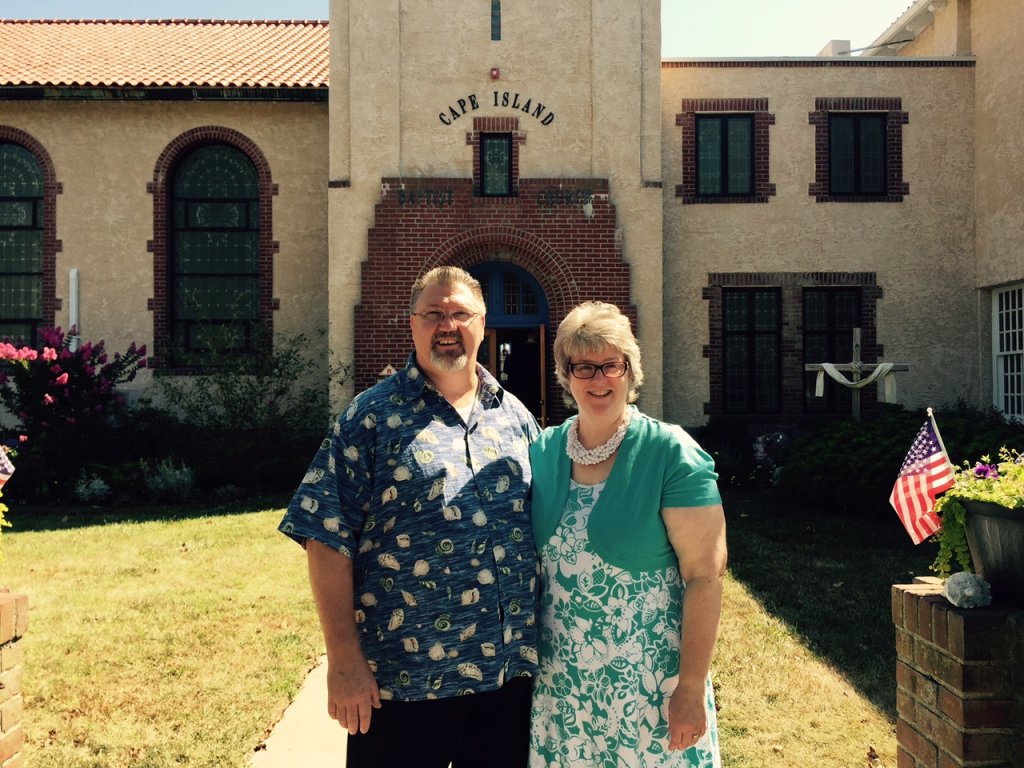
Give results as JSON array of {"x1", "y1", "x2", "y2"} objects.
[{"x1": 409, "y1": 266, "x2": 486, "y2": 313}]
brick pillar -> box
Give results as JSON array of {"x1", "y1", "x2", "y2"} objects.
[
  {"x1": 892, "y1": 577, "x2": 1024, "y2": 768},
  {"x1": 0, "y1": 591, "x2": 27, "y2": 768}
]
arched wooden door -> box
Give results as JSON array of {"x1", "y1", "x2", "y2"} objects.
[{"x1": 469, "y1": 262, "x2": 549, "y2": 426}]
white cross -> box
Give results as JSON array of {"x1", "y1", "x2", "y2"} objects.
[{"x1": 804, "y1": 329, "x2": 909, "y2": 419}]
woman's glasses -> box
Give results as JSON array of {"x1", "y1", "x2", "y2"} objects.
[{"x1": 567, "y1": 361, "x2": 629, "y2": 379}]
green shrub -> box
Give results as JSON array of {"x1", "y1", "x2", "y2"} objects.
[
  {"x1": 144, "y1": 458, "x2": 195, "y2": 502},
  {"x1": 144, "y1": 330, "x2": 345, "y2": 495},
  {"x1": 775, "y1": 403, "x2": 1024, "y2": 513}
]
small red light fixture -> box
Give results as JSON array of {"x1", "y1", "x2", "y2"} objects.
[{"x1": 490, "y1": 67, "x2": 501, "y2": 80}]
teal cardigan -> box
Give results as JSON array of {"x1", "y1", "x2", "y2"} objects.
[{"x1": 530, "y1": 408, "x2": 722, "y2": 571}]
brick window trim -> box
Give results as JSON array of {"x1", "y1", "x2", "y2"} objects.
[
  {"x1": 675, "y1": 98, "x2": 777, "y2": 204},
  {"x1": 146, "y1": 126, "x2": 279, "y2": 373},
  {"x1": 702, "y1": 272, "x2": 883, "y2": 416},
  {"x1": 0, "y1": 125, "x2": 63, "y2": 327},
  {"x1": 809, "y1": 97, "x2": 910, "y2": 202},
  {"x1": 467, "y1": 117, "x2": 525, "y2": 197}
]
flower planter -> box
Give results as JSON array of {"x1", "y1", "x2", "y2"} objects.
[{"x1": 962, "y1": 499, "x2": 1024, "y2": 607}]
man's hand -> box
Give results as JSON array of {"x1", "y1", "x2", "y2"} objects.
[
  {"x1": 306, "y1": 540, "x2": 382, "y2": 734},
  {"x1": 326, "y1": 652, "x2": 382, "y2": 735}
]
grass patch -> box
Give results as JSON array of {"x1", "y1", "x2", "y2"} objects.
[
  {"x1": 1, "y1": 489, "x2": 932, "y2": 766},
  {"x1": 1, "y1": 501, "x2": 322, "y2": 768},
  {"x1": 716, "y1": 487, "x2": 935, "y2": 766}
]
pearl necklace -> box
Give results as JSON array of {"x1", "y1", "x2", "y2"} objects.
[{"x1": 566, "y1": 412, "x2": 631, "y2": 465}]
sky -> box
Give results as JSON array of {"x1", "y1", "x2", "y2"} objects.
[{"x1": 1, "y1": 0, "x2": 913, "y2": 58}]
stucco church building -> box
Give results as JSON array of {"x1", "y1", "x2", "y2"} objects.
[{"x1": 0, "y1": 0, "x2": 1021, "y2": 431}]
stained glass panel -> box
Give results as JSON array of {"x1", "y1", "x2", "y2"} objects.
[
  {"x1": 723, "y1": 288, "x2": 781, "y2": 413},
  {"x1": 829, "y1": 116, "x2": 856, "y2": 195},
  {"x1": 727, "y1": 118, "x2": 753, "y2": 195},
  {"x1": 0, "y1": 143, "x2": 44, "y2": 343},
  {"x1": 696, "y1": 118, "x2": 722, "y2": 195},
  {"x1": 481, "y1": 134, "x2": 511, "y2": 196},
  {"x1": 170, "y1": 144, "x2": 260, "y2": 360}
]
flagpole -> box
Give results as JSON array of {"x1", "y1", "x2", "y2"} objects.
[{"x1": 927, "y1": 406, "x2": 951, "y2": 458}]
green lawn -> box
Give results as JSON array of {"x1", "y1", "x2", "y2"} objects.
[
  {"x1": 0, "y1": 489, "x2": 935, "y2": 767},
  {"x1": 1, "y1": 500, "x2": 322, "y2": 768}
]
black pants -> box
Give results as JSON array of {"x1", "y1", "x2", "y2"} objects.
[{"x1": 345, "y1": 676, "x2": 532, "y2": 768}]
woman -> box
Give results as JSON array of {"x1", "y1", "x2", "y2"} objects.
[{"x1": 529, "y1": 302, "x2": 727, "y2": 768}]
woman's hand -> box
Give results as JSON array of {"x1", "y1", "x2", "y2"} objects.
[
  {"x1": 661, "y1": 503, "x2": 727, "y2": 751},
  {"x1": 667, "y1": 680, "x2": 707, "y2": 750}
]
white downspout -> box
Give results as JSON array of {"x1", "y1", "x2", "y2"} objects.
[{"x1": 69, "y1": 267, "x2": 80, "y2": 351}]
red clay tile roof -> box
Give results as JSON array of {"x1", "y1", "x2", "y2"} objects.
[{"x1": 0, "y1": 19, "x2": 329, "y2": 88}]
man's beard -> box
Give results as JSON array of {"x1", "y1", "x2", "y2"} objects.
[
  {"x1": 431, "y1": 350, "x2": 469, "y2": 371},
  {"x1": 431, "y1": 335, "x2": 469, "y2": 372}
]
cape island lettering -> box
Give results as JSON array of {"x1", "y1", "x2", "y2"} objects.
[{"x1": 437, "y1": 92, "x2": 555, "y2": 126}]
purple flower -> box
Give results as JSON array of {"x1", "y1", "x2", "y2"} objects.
[{"x1": 972, "y1": 462, "x2": 999, "y2": 480}]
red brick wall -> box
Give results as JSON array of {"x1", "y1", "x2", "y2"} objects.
[
  {"x1": 355, "y1": 176, "x2": 634, "y2": 424},
  {"x1": 892, "y1": 579, "x2": 1023, "y2": 768},
  {"x1": 0, "y1": 591, "x2": 27, "y2": 768}
]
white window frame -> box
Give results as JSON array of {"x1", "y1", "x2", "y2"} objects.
[{"x1": 993, "y1": 283, "x2": 1024, "y2": 419}]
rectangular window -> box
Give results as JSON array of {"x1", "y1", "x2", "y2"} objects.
[
  {"x1": 829, "y1": 114, "x2": 886, "y2": 196},
  {"x1": 491, "y1": 0, "x2": 501, "y2": 40},
  {"x1": 480, "y1": 133, "x2": 512, "y2": 196},
  {"x1": 994, "y1": 284, "x2": 1024, "y2": 419},
  {"x1": 723, "y1": 288, "x2": 781, "y2": 413},
  {"x1": 696, "y1": 115, "x2": 753, "y2": 197},
  {"x1": 803, "y1": 288, "x2": 862, "y2": 413}
]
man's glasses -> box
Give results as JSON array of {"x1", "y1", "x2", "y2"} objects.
[
  {"x1": 411, "y1": 310, "x2": 479, "y2": 326},
  {"x1": 567, "y1": 361, "x2": 629, "y2": 379}
]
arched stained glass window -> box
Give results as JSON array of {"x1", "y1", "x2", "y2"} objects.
[
  {"x1": 0, "y1": 143, "x2": 44, "y2": 344},
  {"x1": 470, "y1": 262, "x2": 546, "y2": 326},
  {"x1": 170, "y1": 145, "x2": 260, "y2": 362}
]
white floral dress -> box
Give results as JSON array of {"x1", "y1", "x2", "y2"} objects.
[{"x1": 529, "y1": 480, "x2": 721, "y2": 768}]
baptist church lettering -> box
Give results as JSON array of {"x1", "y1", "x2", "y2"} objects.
[{"x1": 437, "y1": 91, "x2": 555, "y2": 126}]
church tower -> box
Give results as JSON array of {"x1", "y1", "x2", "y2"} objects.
[{"x1": 326, "y1": 0, "x2": 665, "y2": 422}]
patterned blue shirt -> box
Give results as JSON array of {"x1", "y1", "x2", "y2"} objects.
[{"x1": 280, "y1": 354, "x2": 540, "y2": 701}]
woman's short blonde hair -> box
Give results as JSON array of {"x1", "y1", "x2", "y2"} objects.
[{"x1": 553, "y1": 301, "x2": 644, "y2": 407}]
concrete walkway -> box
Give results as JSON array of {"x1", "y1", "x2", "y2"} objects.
[{"x1": 251, "y1": 656, "x2": 348, "y2": 768}]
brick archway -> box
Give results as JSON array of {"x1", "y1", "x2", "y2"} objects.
[
  {"x1": 355, "y1": 176, "x2": 635, "y2": 422},
  {"x1": 424, "y1": 226, "x2": 580, "y2": 318}
]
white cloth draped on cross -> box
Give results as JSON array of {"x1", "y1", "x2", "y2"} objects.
[
  {"x1": 804, "y1": 329, "x2": 909, "y2": 419},
  {"x1": 814, "y1": 361, "x2": 898, "y2": 401}
]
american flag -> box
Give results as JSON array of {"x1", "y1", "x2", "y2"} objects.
[
  {"x1": 0, "y1": 449, "x2": 13, "y2": 490},
  {"x1": 889, "y1": 415, "x2": 955, "y2": 544}
]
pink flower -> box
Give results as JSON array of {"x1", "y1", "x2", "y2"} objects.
[
  {"x1": 18, "y1": 435, "x2": 27, "y2": 443},
  {"x1": 55, "y1": 372, "x2": 69, "y2": 385},
  {"x1": 42, "y1": 394, "x2": 55, "y2": 405},
  {"x1": 42, "y1": 347, "x2": 58, "y2": 362}
]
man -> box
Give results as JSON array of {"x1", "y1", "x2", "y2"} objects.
[{"x1": 279, "y1": 266, "x2": 540, "y2": 768}]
